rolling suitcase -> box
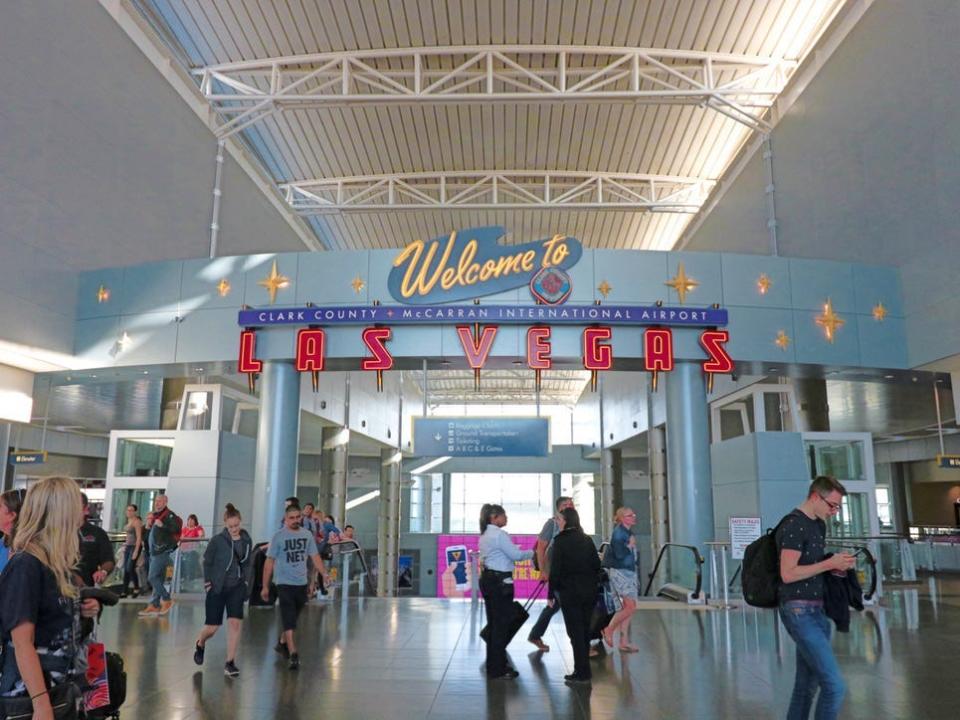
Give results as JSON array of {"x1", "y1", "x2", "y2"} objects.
[{"x1": 480, "y1": 581, "x2": 545, "y2": 644}]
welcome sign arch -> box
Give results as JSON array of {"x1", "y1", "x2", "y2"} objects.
[{"x1": 234, "y1": 226, "x2": 735, "y2": 393}]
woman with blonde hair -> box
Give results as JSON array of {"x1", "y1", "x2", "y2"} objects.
[
  {"x1": 0, "y1": 476, "x2": 96, "y2": 719},
  {"x1": 600, "y1": 506, "x2": 640, "y2": 652}
]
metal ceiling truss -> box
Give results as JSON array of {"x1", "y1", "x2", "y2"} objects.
[
  {"x1": 196, "y1": 45, "x2": 795, "y2": 138},
  {"x1": 281, "y1": 171, "x2": 712, "y2": 214}
]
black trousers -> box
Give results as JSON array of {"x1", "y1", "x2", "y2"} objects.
[
  {"x1": 560, "y1": 591, "x2": 595, "y2": 679},
  {"x1": 480, "y1": 570, "x2": 514, "y2": 677}
]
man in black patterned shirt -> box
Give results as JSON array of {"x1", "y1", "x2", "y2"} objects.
[{"x1": 775, "y1": 476, "x2": 856, "y2": 720}]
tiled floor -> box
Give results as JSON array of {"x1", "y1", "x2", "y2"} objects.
[{"x1": 101, "y1": 579, "x2": 960, "y2": 719}]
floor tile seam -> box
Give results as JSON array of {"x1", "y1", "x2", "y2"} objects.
[{"x1": 425, "y1": 603, "x2": 475, "y2": 715}]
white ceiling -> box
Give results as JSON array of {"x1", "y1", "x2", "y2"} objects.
[{"x1": 134, "y1": 0, "x2": 845, "y2": 252}]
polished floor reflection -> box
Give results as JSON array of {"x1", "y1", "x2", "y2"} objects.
[{"x1": 100, "y1": 580, "x2": 960, "y2": 719}]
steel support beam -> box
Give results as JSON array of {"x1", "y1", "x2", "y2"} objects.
[
  {"x1": 196, "y1": 45, "x2": 795, "y2": 137},
  {"x1": 281, "y1": 171, "x2": 712, "y2": 214}
]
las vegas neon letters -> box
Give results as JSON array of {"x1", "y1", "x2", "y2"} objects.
[{"x1": 239, "y1": 326, "x2": 731, "y2": 376}]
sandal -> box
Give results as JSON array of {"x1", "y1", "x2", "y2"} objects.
[
  {"x1": 619, "y1": 644, "x2": 639, "y2": 653},
  {"x1": 588, "y1": 646, "x2": 600, "y2": 658}
]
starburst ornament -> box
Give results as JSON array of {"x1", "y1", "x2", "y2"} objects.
[
  {"x1": 96, "y1": 285, "x2": 110, "y2": 303},
  {"x1": 775, "y1": 330, "x2": 791, "y2": 351},
  {"x1": 664, "y1": 263, "x2": 699, "y2": 304},
  {"x1": 257, "y1": 260, "x2": 290, "y2": 304},
  {"x1": 597, "y1": 280, "x2": 612, "y2": 298},
  {"x1": 351, "y1": 276, "x2": 366, "y2": 294},
  {"x1": 815, "y1": 298, "x2": 845, "y2": 343},
  {"x1": 757, "y1": 273, "x2": 772, "y2": 295},
  {"x1": 872, "y1": 302, "x2": 887, "y2": 322},
  {"x1": 216, "y1": 278, "x2": 231, "y2": 297}
]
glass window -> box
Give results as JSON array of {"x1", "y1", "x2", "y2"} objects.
[
  {"x1": 876, "y1": 487, "x2": 893, "y2": 529},
  {"x1": 221, "y1": 396, "x2": 238, "y2": 432},
  {"x1": 449, "y1": 473, "x2": 553, "y2": 534},
  {"x1": 716, "y1": 399, "x2": 753, "y2": 441},
  {"x1": 762, "y1": 392, "x2": 796, "y2": 432},
  {"x1": 181, "y1": 391, "x2": 213, "y2": 430},
  {"x1": 114, "y1": 438, "x2": 173, "y2": 477},
  {"x1": 236, "y1": 407, "x2": 259, "y2": 438},
  {"x1": 560, "y1": 473, "x2": 596, "y2": 535},
  {"x1": 806, "y1": 440, "x2": 865, "y2": 481},
  {"x1": 109, "y1": 488, "x2": 164, "y2": 531}
]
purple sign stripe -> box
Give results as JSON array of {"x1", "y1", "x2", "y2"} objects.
[{"x1": 238, "y1": 304, "x2": 727, "y2": 328}]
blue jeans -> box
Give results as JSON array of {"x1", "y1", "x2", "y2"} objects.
[
  {"x1": 148, "y1": 550, "x2": 173, "y2": 606},
  {"x1": 778, "y1": 603, "x2": 846, "y2": 720}
]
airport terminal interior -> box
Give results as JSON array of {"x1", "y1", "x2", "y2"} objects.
[{"x1": 3, "y1": 1, "x2": 960, "y2": 718}]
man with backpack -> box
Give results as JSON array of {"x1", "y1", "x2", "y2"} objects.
[
  {"x1": 775, "y1": 476, "x2": 856, "y2": 720},
  {"x1": 139, "y1": 493, "x2": 182, "y2": 617}
]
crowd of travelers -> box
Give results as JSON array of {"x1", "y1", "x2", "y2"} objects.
[
  {"x1": 0, "y1": 473, "x2": 854, "y2": 719},
  {"x1": 477, "y1": 476, "x2": 857, "y2": 720}
]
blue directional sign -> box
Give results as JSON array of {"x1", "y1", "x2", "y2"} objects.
[
  {"x1": 413, "y1": 417, "x2": 549, "y2": 457},
  {"x1": 8, "y1": 451, "x2": 47, "y2": 465}
]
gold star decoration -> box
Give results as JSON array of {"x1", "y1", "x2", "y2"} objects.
[
  {"x1": 815, "y1": 298, "x2": 845, "y2": 343},
  {"x1": 664, "y1": 263, "x2": 699, "y2": 304},
  {"x1": 216, "y1": 278, "x2": 231, "y2": 297},
  {"x1": 757, "y1": 273, "x2": 772, "y2": 295},
  {"x1": 597, "y1": 280, "x2": 612, "y2": 298},
  {"x1": 774, "y1": 330, "x2": 791, "y2": 351},
  {"x1": 257, "y1": 260, "x2": 291, "y2": 304},
  {"x1": 872, "y1": 302, "x2": 887, "y2": 322},
  {"x1": 96, "y1": 285, "x2": 110, "y2": 303},
  {"x1": 351, "y1": 275, "x2": 366, "y2": 294}
]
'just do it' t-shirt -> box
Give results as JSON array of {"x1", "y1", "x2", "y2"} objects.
[{"x1": 266, "y1": 527, "x2": 318, "y2": 586}]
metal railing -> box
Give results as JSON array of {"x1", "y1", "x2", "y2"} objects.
[
  {"x1": 643, "y1": 542, "x2": 704, "y2": 602},
  {"x1": 327, "y1": 539, "x2": 375, "y2": 597}
]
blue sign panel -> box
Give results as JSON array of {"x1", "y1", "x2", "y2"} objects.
[
  {"x1": 8, "y1": 451, "x2": 46, "y2": 465},
  {"x1": 937, "y1": 454, "x2": 960, "y2": 469},
  {"x1": 239, "y1": 304, "x2": 727, "y2": 328},
  {"x1": 388, "y1": 226, "x2": 583, "y2": 304},
  {"x1": 413, "y1": 417, "x2": 549, "y2": 457}
]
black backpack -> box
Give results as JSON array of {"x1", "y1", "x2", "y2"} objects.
[{"x1": 741, "y1": 516, "x2": 788, "y2": 608}]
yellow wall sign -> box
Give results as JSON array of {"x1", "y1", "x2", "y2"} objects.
[{"x1": 388, "y1": 226, "x2": 582, "y2": 304}]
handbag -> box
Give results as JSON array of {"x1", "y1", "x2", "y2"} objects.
[
  {"x1": 0, "y1": 681, "x2": 80, "y2": 720},
  {"x1": 480, "y1": 580, "x2": 545, "y2": 644}
]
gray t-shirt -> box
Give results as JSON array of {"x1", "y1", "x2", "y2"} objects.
[
  {"x1": 538, "y1": 517, "x2": 561, "y2": 570},
  {"x1": 267, "y1": 527, "x2": 319, "y2": 586}
]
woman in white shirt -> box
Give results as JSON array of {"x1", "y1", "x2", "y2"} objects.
[{"x1": 478, "y1": 503, "x2": 533, "y2": 680}]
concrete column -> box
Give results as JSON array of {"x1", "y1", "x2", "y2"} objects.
[
  {"x1": 891, "y1": 463, "x2": 911, "y2": 534},
  {"x1": 648, "y1": 424, "x2": 669, "y2": 560},
  {"x1": 320, "y1": 426, "x2": 349, "y2": 526},
  {"x1": 377, "y1": 448, "x2": 401, "y2": 597},
  {"x1": 664, "y1": 361, "x2": 714, "y2": 554},
  {"x1": 441, "y1": 473, "x2": 451, "y2": 534},
  {"x1": 251, "y1": 361, "x2": 301, "y2": 543},
  {"x1": 602, "y1": 448, "x2": 623, "y2": 518},
  {"x1": 0, "y1": 423, "x2": 12, "y2": 492},
  {"x1": 794, "y1": 378, "x2": 830, "y2": 432}
]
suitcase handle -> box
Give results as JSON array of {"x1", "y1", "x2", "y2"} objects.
[{"x1": 521, "y1": 580, "x2": 546, "y2": 612}]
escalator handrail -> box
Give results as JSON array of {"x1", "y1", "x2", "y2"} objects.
[
  {"x1": 825, "y1": 541, "x2": 878, "y2": 602},
  {"x1": 326, "y1": 539, "x2": 376, "y2": 595},
  {"x1": 642, "y1": 542, "x2": 704, "y2": 598}
]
